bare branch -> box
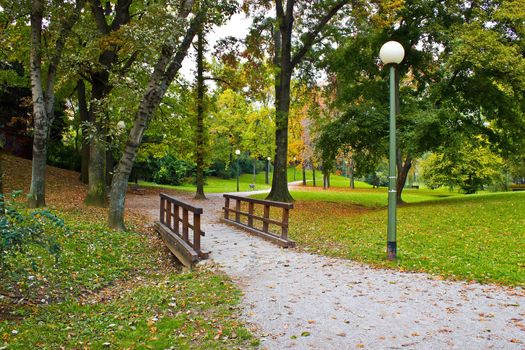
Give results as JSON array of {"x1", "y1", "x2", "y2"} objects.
[{"x1": 290, "y1": 0, "x2": 349, "y2": 68}]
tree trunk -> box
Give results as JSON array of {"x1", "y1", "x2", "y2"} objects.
[
  {"x1": 85, "y1": 81, "x2": 108, "y2": 206},
  {"x1": 312, "y1": 164, "x2": 316, "y2": 187},
  {"x1": 267, "y1": 3, "x2": 293, "y2": 203},
  {"x1": 349, "y1": 158, "x2": 355, "y2": 189},
  {"x1": 28, "y1": 0, "x2": 83, "y2": 207},
  {"x1": 28, "y1": 0, "x2": 47, "y2": 208},
  {"x1": 194, "y1": 26, "x2": 206, "y2": 199},
  {"x1": 396, "y1": 155, "x2": 412, "y2": 204},
  {"x1": 0, "y1": 149, "x2": 5, "y2": 216},
  {"x1": 85, "y1": 137, "x2": 107, "y2": 206},
  {"x1": 85, "y1": 0, "x2": 133, "y2": 206},
  {"x1": 302, "y1": 162, "x2": 306, "y2": 186},
  {"x1": 78, "y1": 79, "x2": 90, "y2": 184},
  {"x1": 109, "y1": 5, "x2": 204, "y2": 230}
]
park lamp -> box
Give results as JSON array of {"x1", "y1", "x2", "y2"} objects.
[
  {"x1": 267, "y1": 156, "x2": 271, "y2": 161},
  {"x1": 379, "y1": 40, "x2": 405, "y2": 261},
  {"x1": 235, "y1": 149, "x2": 241, "y2": 192}
]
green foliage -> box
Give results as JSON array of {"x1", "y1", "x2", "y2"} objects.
[
  {"x1": 152, "y1": 156, "x2": 195, "y2": 186},
  {"x1": 420, "y1": 143, "x2": 505, "y2": 194},
  {"x1": 0, "y1": 192, "x2": 65, "y2": 273}
]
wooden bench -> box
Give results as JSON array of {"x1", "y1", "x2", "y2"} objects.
[
  {"x1": 128, "y1": 184, "x2": 146, "y2": 195},
  {"x1": 221, "y1": 194, "x2": 295, "y2": 248},
  {"x1": 511, "y1": 184, "x2": 525, "y2": 191},
  {"x1": 154, "y1": 193, "x2": 208, "y2": 268}
]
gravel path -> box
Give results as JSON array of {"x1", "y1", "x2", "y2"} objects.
[{"x1": 127, "y1": 190, "x2": 525, "y2": 349}]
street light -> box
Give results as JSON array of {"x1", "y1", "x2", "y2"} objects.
[
  {"x1": 379, "y1": 40, "x2": 405, "y2": 261},
  {"x1": 266, "y1": 156, "x2": 271, "y2": 185},
  {"x1": 235, "y1": 149, "x2": 241, "y2": 192},
  {"x1": 293, "y1": 156, "x2": 297, "y2": 181}
]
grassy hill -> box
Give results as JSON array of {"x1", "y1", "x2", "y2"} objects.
[{"x1": 0, "y1": 155, "x2": 256, "y2": 349}]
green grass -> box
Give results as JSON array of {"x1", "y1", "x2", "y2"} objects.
[
  {"x1": 137, "y1": 168, "x2": 373, "y2": 193},
  {"x1": 251, "y1": 186, "x2": 460, "y2": 207},
  {"x1": 1, "y1": 271, "x2": 255, "y2": 349},
  {"x1": 0, "y1": 207, "x2": 257, "y2": 349},
  {"x1": 138, "y1": 173, "x2": 272, "y2": 193},
  {"x1": 288, "y1": 190, "x2": 525, "y2": 286}
]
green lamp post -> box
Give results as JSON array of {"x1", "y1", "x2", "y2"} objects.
[
  {"x1": 379, "y1": 41, "x2": 405, "y2": 261},
  {"x1": 266, "y1": 156, "x2": 271, "y2": 185},
  {"x1": 235, "y1": 149, "x2": 241, "y2": 192}
]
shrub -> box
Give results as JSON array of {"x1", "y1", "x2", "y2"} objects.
[
  {"x1": 0, "y1": 191, "x2": 66, "y2": 272},
  {"x1": 152, "y1": 156, "x2": 195, "y2": 186}
]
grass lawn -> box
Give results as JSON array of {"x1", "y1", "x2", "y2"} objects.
[
  {"x1": 1, "y1": 155, "x2": 257, "y2": 349},
  {"x1": 138, "y1": 173, "x2": 272, "y2": 193},
  {"x1": 137, "y1": 167, "x2": 373, "y2": 193},
  {"x1": 287, "y1": 187, "x2": 525, "y2": 286}
]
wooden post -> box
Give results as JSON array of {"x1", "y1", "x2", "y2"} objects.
[
  {"x1": 174, "y1": 205, "x2": 180, "y2": 234},
  {"x1": 235, "y1": 199, "x2": 241, "y2": 223},
  {"x1": 182, "y1": 208, "x2": 189, "y2": 242},
  {"x1": 282, "y1": 207, "x2": 289, "y2": 239},
  {"x1": 263, "y1": 205, "x2": 270, "y2": 233},
  {"x1": 160, "y1": 197, "x2": 165, "y2": 224},
  {"x1": 248, "y1": 202, "x2": 254, "y2": 227},
  {"x1": 224, "y1": 196, "x2": 230, "y2": 219},
  {"x1": 166, "y1": 201, "x2": 172, "y2": 230},
  {"x1": 193, "y1": 213, "x2": 201, "y2": 253}
]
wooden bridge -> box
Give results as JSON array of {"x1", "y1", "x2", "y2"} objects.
[{"x1": 154, "y1": 192, "x2": 295, "y2": 267}]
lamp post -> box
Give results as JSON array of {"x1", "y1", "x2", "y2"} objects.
[
  {"x1": 293, "y1": 156, "x2": 297, "y2": 181},
  {"x1": 266, "y1": 156, "x2": 271, "y2": 185},
  {"x1": 235, "y1": 149, "x2": 241, "y2": 192},
  {"x1": 379, "y1": 40, "x2": 405, "y2": 261}
]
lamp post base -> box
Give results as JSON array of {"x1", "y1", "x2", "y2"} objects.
[{"x1": 387, "y1": 241, "x2": 397, "y2": 260}]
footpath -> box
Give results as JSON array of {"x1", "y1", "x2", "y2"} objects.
[{"x1": 127, "y1": 189, "x2": 525, "y2": 350}]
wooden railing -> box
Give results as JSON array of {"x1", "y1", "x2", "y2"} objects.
[
  {"x1": 155, "y1": 193, "x2": 208, "y2": 267},
  {"x1": 221, "y1": 194, "x2": 295, "y2": 248}
]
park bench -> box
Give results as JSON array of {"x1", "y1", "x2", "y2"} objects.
[
  {"x1": 510, "y1": 184, "x2": 525, "y2": 191},
  {"x1": 221, "y1": 194, "x2": 295, "y2": 248},
  {"x1": 154, "y1": 193, "x2": 208, "y2": 268},
  {"x1": 128, "y1": 184, "x2": 146, "y2": 195}
]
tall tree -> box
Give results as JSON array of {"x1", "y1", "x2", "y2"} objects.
[
  {"x1": 83, "y1": 0, "x2": 134, "y2": 207},
  {"x1": 318, "y1": 0, "x2": 525, "y2": 202},
  {"x1": 28, "y1": 0, "x2": 84, "y2": 207},
  {"x1": 265, "y1": 0, "x2": 350, "y2": 202},
  {"x1": 194, "y1": 22, "x2": 206, "y2": 199},
  {"x1": 108, "y1": 0, "x2": 237, "y2": 229}
]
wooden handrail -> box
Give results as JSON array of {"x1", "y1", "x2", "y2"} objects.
[
  {"x1": 159, "y1": 193, "x2": 207, "y2": 259},
  {"x1": 222, "y1": 194, "x2": 295, "y2": 248},
  {"x1": 159, "y1": 193, "x2": 203, "y2": 214},
  {"x1": 224, "y1": 194, "x2": 294, "y2": 209}
]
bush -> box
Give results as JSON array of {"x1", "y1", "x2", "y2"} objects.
[
  {"x1": 209, "y1": 156, "x2": 266, "y2": 179},
  {"x1": 0, "y1": 191, "x2": 65, "y2": 273},
  {"x1": 152, "y1": 156, "x2": 195, "y2": 186}
]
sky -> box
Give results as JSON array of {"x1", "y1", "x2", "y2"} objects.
[{"x1": 179, "y1": 12, "x2": 253, "y2": 81}]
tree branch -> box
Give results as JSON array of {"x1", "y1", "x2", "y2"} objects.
[
  {"x1": 290, "y1": 0, "x2": 349, "y2": 68},
  {"x1": 89, "y1": 0, "x2": 110, "y2": 34},
  {"x1": 203, "y1": 76, "x2": 233, "y2": 88},
  {"x1": 110, "y1": 0, "x2": 133, "y2": 32},
  {"x1": 276, "y1": 0, "x2": 285, "y2": 20}
]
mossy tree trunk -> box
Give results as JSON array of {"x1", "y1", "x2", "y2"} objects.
[{"x1": 194, "y1": 25, "x2": 206, "y2": 200}]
